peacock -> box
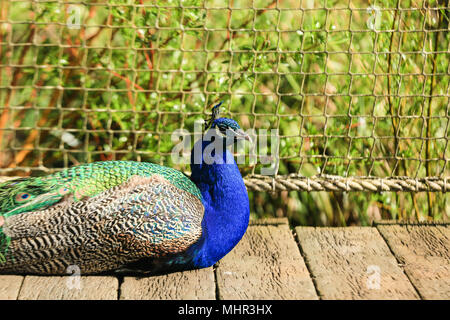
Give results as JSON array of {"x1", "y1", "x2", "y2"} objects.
[{"x1": 0, "y1": 104, "x2": 250, "y2": 275}]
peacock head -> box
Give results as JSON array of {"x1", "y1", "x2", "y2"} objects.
[
  {"x1": 210, "y1": 117, "x2": 251, "y2": 144},
  {"x1": 191, "y1": 102, "x2": 251, "y2": 167},
  {"x1": 205, "y1": 102, "x2": 251, "y2": 144}
]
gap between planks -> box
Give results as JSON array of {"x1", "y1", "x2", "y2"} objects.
[{"x1": 0, "y1": 275, "x2": 24, "y2": 300}]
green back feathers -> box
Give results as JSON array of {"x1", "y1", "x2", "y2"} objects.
[{"x1": 0, "y1": 161, "x2": 202, "y2": 218}]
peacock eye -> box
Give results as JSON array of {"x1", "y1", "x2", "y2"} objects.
[
  {"x1": 58, "y1": 187, "x2": 70, "y2": 195},
  {"x1": 16, "y1": 193, "x2": 30, "y2": 202}
]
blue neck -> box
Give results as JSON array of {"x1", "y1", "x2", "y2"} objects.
[{"x1": 188, "y1": 138, "x2": 250, "y2": 268}]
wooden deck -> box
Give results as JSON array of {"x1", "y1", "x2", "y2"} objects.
[{"x1": 0, "y1": 218, "x2": 448, "y2": 300}]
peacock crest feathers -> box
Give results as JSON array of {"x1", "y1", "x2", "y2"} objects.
[{"x1": 204, "y1": 101, "x2": 223, "y2": 130}]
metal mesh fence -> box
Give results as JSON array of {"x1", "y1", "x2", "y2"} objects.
[{"x1": 0, "y1": 0, "x2": 448, "y2": 192}]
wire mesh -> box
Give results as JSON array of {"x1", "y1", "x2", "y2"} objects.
[{"x1": 0, "y1": 0, "x2": 448, "y2": 192}]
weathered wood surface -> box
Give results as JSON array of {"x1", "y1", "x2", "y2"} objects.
[
  {"x1": 120, "y1": 267, "x2": 215, "y2": 300},
  {"x1": 17, "y1": 276, "x2": 118, "y2": 300},
  {"x1": 0, "y1": 220, "x2": 448, "y2": 300},
  {"x1": 295, "y1": 227, "x2": 419, "y2": 299},
  {"x1": 216, "y1": 218, "x2": 318, "y2": 300},
  {"x1": 377, "y1": 224, "x2": 450, "y2": 300},
  {"x1": 0, "y1": 276, "x2": 23, "y2": 300}
]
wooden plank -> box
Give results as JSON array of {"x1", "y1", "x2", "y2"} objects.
[
  {"x1": 296, "y1": 227, "x2": 419, "y2": 300},
  {"x1": 0, "y1": 275, "x2": 24, "y2": 300},
  {"x1": 375, "y1": 220, "x2": 449, "y2": 226},
  {"x1": 249, "y1": 217, "x2": 289, "y2": 226},
  {"x1": 120, "y1": 267, "x2": 215, "y2": 300},
  {"x1": 18, "y1": 276, "x2": 118, "y2": 300},
  {"x1": 377, "y1": 224, "x2": 450, "y2": 300},
  {"x1": 216, "y1": 224, "x2": 318, "y2": 300}
]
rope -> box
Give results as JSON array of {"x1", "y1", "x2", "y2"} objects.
[{"x1": 243, "y1": 175, "x2": 449, "y2": 193}]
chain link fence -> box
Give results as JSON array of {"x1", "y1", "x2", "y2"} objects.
[{"x1": 0, "y1": 0, "x2": 448, "y2": 194}]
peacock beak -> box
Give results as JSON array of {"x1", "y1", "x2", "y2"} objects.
[{"x1": 234, "y1": 129, "x2": 252, "y2": 144}]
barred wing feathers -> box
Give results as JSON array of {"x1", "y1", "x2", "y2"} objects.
[{"x1": 0, "y1": 175, "x2": 204, "y2": 274}]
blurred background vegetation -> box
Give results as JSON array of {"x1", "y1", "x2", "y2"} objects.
[{"x1": 0, "y1": 0, "x2": 448, "y2": 226}]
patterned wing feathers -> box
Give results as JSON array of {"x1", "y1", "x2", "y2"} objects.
[{"x1": 0, "y1": 175, "x2": 204, "y2": 274}]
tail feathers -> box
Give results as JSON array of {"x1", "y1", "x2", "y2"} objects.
[{"x1": 0, "y1": 177, "x2": 64, "y2": 217}]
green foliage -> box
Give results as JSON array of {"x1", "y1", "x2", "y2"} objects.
[{"x1": 0, "y1": 0, "x2": 448, "y2": 226}]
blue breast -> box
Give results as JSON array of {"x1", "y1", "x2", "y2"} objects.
[{"x1": 186, "y1": 138, "x2": 250, "y2": 268}]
